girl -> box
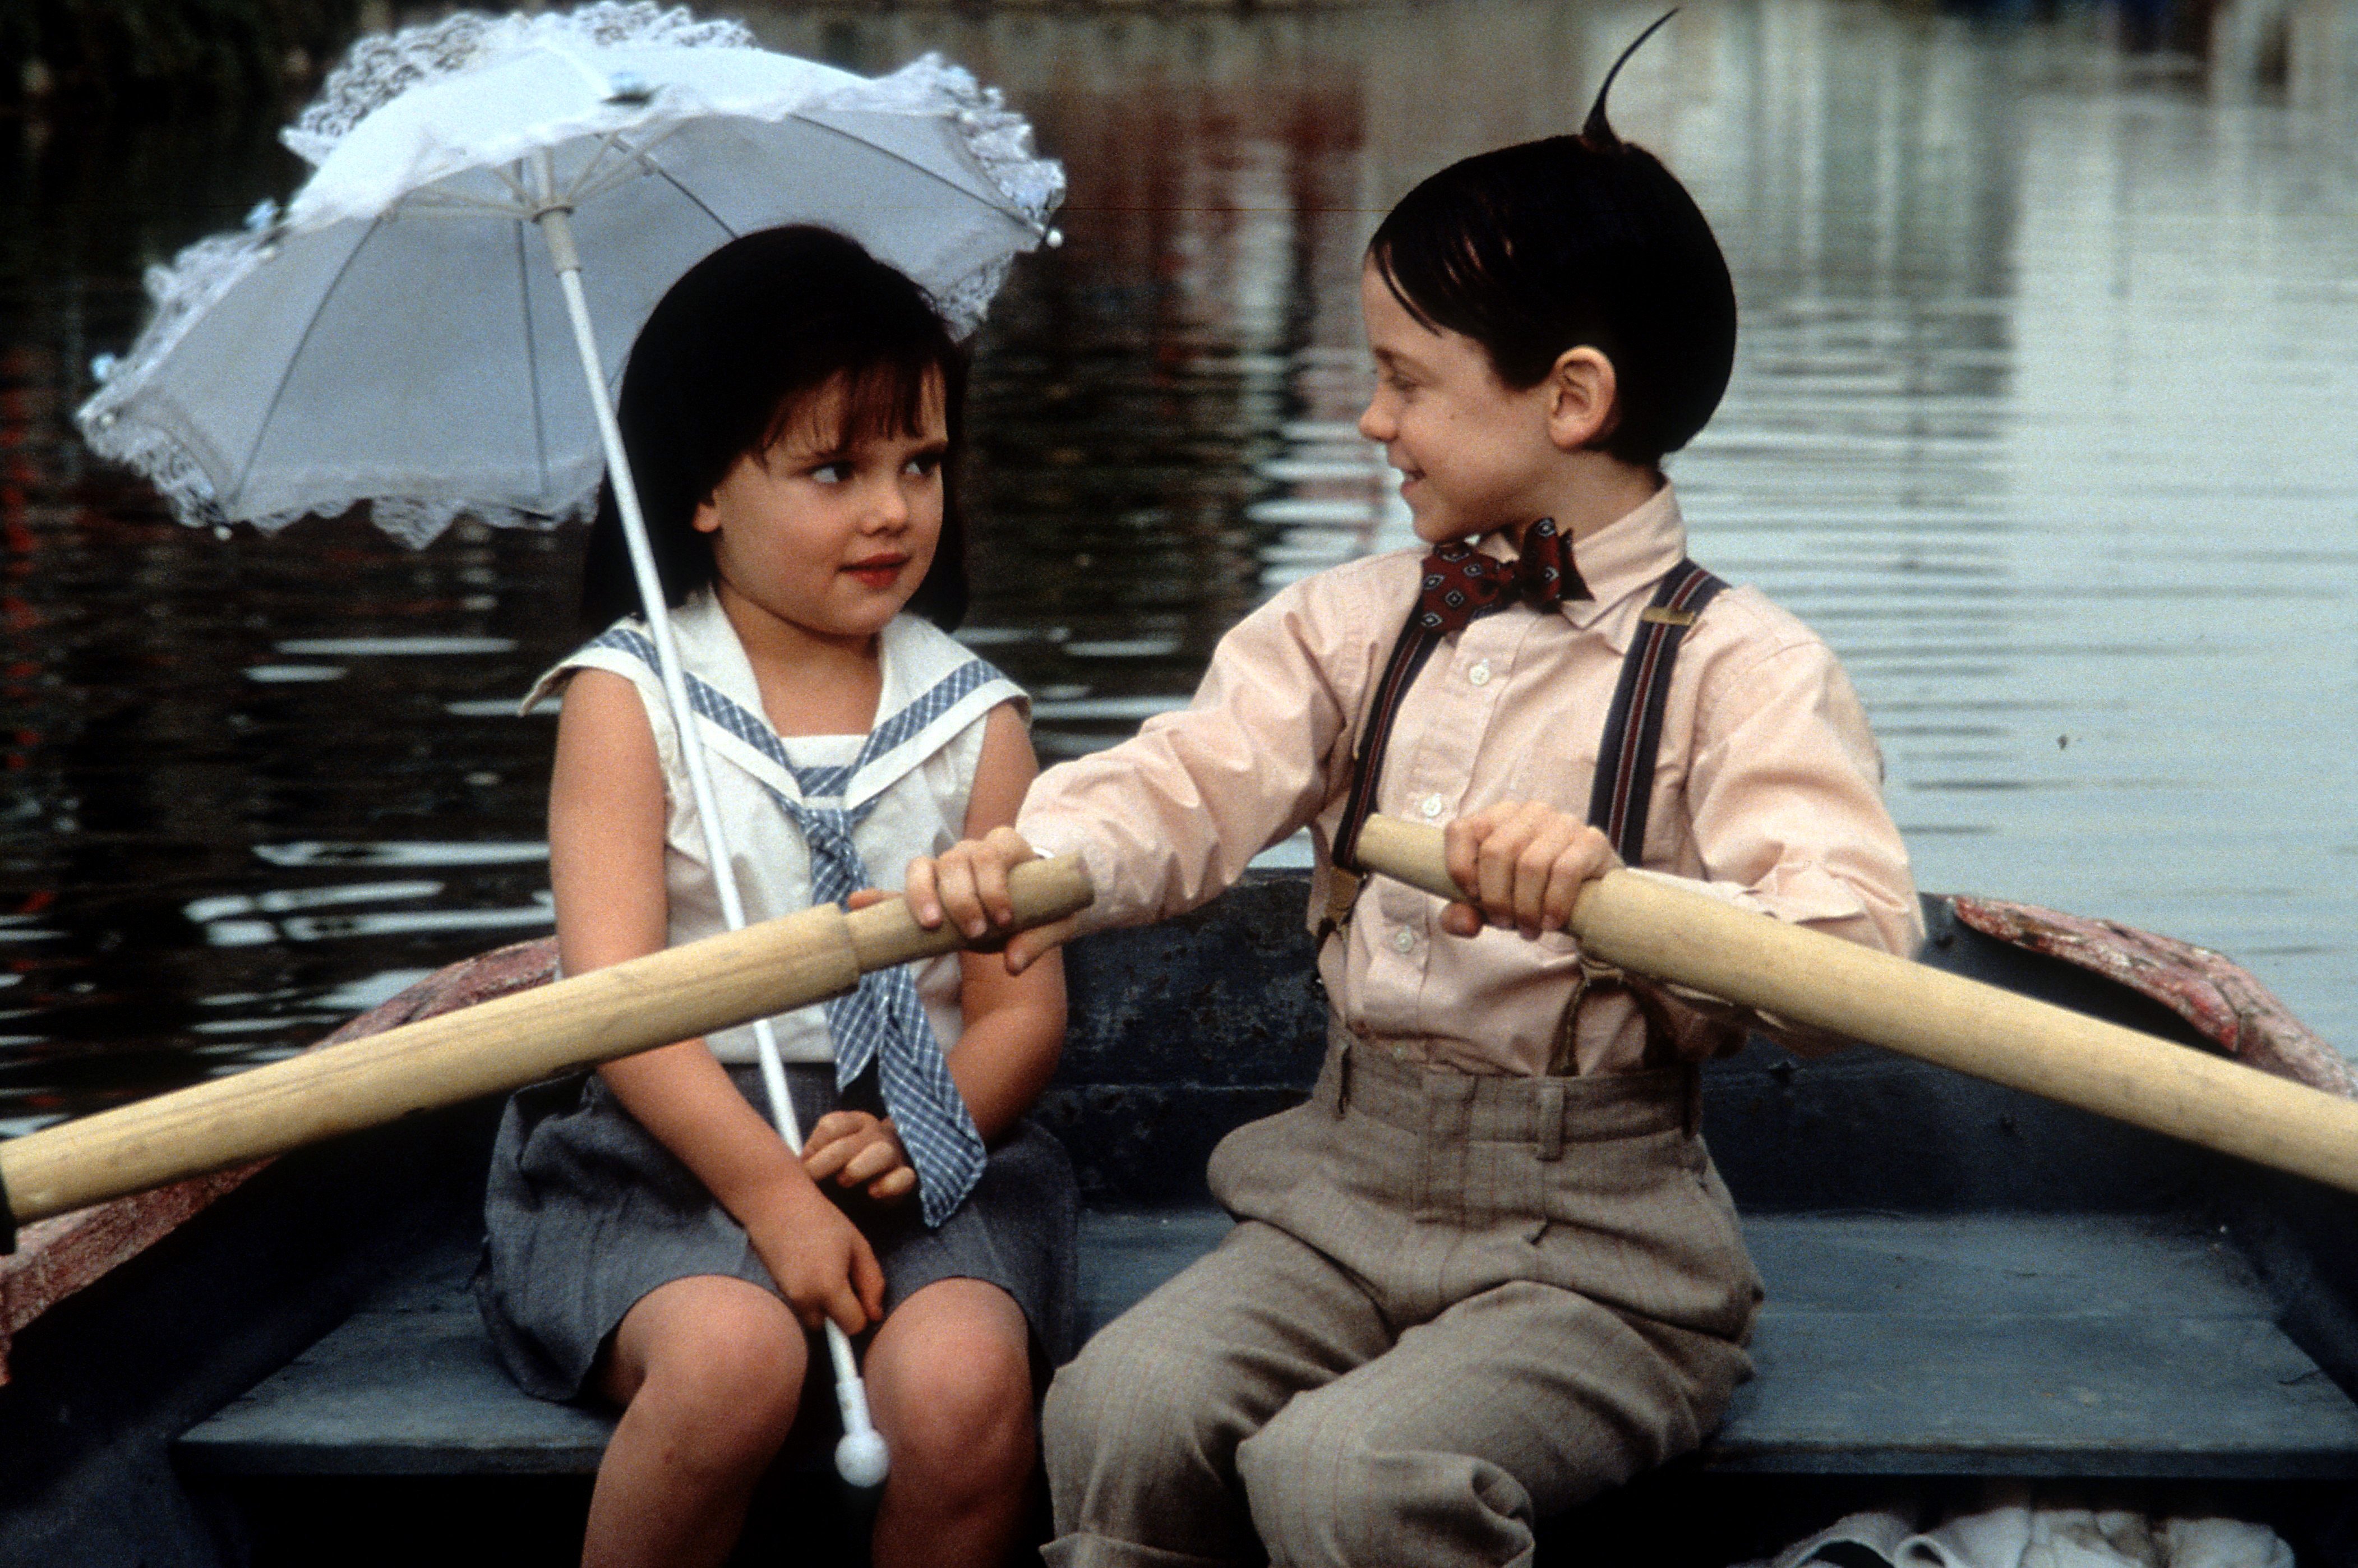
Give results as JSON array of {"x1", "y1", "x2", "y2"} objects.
[{"x1": 474, "y1": 226, "x2": 1074, "y2": 1568}]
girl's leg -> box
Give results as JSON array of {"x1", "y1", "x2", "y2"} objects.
[
  {"x1": 862, "y1": 1276, "x2": 1037, "y2": 1568},
  {"x1": 583, "y1": 1274, "x2": 809, "y2": 1568}
]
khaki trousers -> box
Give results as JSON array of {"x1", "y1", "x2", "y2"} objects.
[{"x1": 1043, "y1": 1032, "x2": 1762, "y2": 1568}]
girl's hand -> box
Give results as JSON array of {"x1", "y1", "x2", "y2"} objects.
[
  {"x1": 905, "y1": 825, "x2": 1079, "y2": 975},
  {"x1": 1441, "y1": 801, "x2": 1622, "y2": 939},
  {"x1": 802, "y1": 1111, "x2": 916, "y2": 1203},
  {"x1": 743, "y1": 1179, "x2": 888, "y2": 1336}
]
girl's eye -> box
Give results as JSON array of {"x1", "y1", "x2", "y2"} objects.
[
  {"x1": 810, "y1": 461, "x2": 853, "y2": 484},
  {"x1": 904, "y1": 451, "x2": 944, "y2": 478}
]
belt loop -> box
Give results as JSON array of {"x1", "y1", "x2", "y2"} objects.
[
  {"x1": 1536, "y1": 1080, "x2": 1566, "y2": 1161},
  {"x1": 1335, "y1": 1043, "x2": 1354, "y2": 1118}
]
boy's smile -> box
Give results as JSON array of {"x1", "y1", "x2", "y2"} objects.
[{"x1": 1356, "y1": 261, "x2": 1563, "y2": 547}]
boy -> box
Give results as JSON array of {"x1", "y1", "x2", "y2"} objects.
[{"x1": 912, "y1": 74, "x2": 1921, "y2": 1568}]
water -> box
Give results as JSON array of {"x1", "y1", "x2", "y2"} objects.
[{"x1": 2, "y1": 0, "x2": 2354, "y2": 1134}]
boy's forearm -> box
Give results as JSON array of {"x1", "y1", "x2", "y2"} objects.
[{"x1": 1017, "y1": 583, "x2": 1355, "y2": 932}]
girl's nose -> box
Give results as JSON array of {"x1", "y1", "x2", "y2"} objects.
[
  {"x1": 866, "y1": 477, "x2": 912, "y2": 530},
  {"x1": 1357, "y1": 397, "x2": 1391, "y2": 443}
]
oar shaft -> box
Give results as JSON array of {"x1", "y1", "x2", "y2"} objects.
[
  {"x1": 1352, "y1": 815, "x2": 2358, "y2": 1195},
  {"x1": 0, "y1": 857, "x2": 1092, "y2": 1229}
]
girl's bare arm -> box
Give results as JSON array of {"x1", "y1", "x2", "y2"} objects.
[
  {"x1": 551, "y1": 670, "x2": 883, "y2": 1334},
  {"x1": 943, "y1": 703, "x2": 1068, "y2": 1139}
]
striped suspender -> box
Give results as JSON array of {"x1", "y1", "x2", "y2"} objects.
[
  {"x1": 1322, "y1": 559, "x2": 1725, "y2": 936},
  {"x1": 1586, "y1": 559, "x2": 1726, "y2": 865},
  {"x1": 1329, "y1": 620, "x2": 1447, "y2": 881}
]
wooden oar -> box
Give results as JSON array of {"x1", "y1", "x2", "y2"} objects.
[
  {"x1": 1353, "y1": 815, "x2": 2358, "y2": 1196},
  {"x1": 0, "y1": 856, "x2": 1093, "y2": 1244}
]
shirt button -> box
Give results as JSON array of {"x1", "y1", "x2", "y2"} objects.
[
  {"x1": 1468, "y1": 661, "x2": 1492, "y2": 686},
  {"x1": 1391, "y1": 928, "x2": 1416, "y2": 953},
  {"x1": 1420, "y1": 793, "x2": 1445, "y2": 819}
]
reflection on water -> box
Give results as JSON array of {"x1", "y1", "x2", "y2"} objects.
[{"x1": 2, "y1": 0, "x2": 2354, "y2": 1131}]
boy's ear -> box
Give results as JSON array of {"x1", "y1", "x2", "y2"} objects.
[
  {"x1": 691, "y1": 494, "x2": 722, "y2": 534},
  {"x1": 1544, "y1": 347, "x2": 1622, "y2": 453}
]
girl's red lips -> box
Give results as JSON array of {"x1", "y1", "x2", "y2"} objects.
[{"x1": 843, "y1": 554, "x2": 908, "y2": 572}]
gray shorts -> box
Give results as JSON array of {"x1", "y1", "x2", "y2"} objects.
[{"x1": 474, "y1": 1062, "x2": 1078, "y2": 1403}]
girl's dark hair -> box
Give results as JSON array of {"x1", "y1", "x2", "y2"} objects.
[
  {"x1": 1365, "y1": 13, "x2": 1734, "y2": 468},
  {"x1": 580, "y1": 225, "x2": 970, "y2": 631}
]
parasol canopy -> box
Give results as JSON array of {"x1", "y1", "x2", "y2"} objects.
[{"x1": 76, "y1": 1, "x2": 1063, "y2": 546}]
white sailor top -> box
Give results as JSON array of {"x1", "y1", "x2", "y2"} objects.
[{"x1": 525, "y1": 592, "x2": 1027, "y2": 1067}]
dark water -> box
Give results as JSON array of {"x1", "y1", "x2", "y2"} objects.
[{"x1": 3, "y1": 0, "x2": 2354, "y2": 1135}]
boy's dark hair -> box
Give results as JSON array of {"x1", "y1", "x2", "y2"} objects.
[
  {"x1": 580, "y1": 225, "x2": 970, "y2": 631},
  {"x1": 1365, "y1": 14, "x2": 1734, "y2": 468}
]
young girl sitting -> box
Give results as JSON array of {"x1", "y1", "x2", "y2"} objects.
[
  {"x1": 473, "y1": 226, "x2": 1074, "y2": 1568},
  {"x1": 911, "y1": 48, "x2": 1923, "y2": 1568}
]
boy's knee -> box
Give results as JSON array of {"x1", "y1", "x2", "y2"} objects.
[
  {"x1": 1046, "y1": 1323, "x2": 1235, "y2": 1484},
  {"x1": 1236, "y1": 1410, "x2": 1533, "y2": 1567}
]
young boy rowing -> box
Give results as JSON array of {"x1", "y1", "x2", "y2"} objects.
[{"x1": 910, "y1": 39, "x2": 1922, "y2": 1566}]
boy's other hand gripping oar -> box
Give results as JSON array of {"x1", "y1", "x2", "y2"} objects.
[
  {"x1": 1355, "y1": 813, "x2": 2358, "y2": 1197},
  {"x1": 1438, "y1": 800, "x2": 1623, "y2": 940}
]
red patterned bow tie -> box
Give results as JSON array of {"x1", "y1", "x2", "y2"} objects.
[{"x1": 1414, "y1": 518, "x2": 1589, "y2": 635}]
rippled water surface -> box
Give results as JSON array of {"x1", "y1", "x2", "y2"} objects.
[{"x1": 3, "y1": 0, "x2": 2355, "y2": 1131}]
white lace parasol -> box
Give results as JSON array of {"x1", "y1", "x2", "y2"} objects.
[{"x1": 77, "y1": 1, "x2": 1064, "y2": 547}]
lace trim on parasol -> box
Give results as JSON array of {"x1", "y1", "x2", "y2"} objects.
[
  {"x1": 75, "y1": 202, "x2": 279, "y2": 531},
  {"x1": 827, "y1": 53, "x2": 1067, "y2": 336},
  {"x1": 281, "y1": 2, "x2": 757, "y2": 166}
]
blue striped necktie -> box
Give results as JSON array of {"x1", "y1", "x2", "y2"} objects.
[{"x1": 776, "y1": 790, "x2": 988, "y2": 1229}]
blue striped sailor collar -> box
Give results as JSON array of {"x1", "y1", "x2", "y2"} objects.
[{"x1": 528, "y1": 593, "x2": 1022, "y2": 815}]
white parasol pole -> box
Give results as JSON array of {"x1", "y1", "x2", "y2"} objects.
[{"x1": 533, "y1": 175, "x2": 890, "y2": 1488}]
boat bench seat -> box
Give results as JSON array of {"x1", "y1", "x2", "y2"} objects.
[{"x1": 177, "y1": 1207, "x2": 2358, "y2": 1481}]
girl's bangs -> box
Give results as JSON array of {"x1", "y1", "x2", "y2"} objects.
[{"x1": 768, "y1": 353, "x2": 948, "y2": 454}]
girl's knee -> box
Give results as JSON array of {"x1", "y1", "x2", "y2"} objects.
[
  {"x1": 890, "y1": 1328, "x2": 1033, "y2": 1477},
  {"x1": 870, "y1": 1289, "x2": 1035, "y2": 1494},
  {"x1": 631, "y1": 1285, "x2": 807, "y2": 1453}
]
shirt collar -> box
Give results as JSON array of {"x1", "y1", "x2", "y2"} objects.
[{"x1": 1477, "y1": 483, "x2": 1689, "y2": 649}]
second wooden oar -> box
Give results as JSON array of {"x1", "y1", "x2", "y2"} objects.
[
  {"x1": 0, "y1": 855, "x2": 1093, "y2": 1243},
  {"x1": 1352, "y1": 815, "x2": 2358, "y2": 1196}
]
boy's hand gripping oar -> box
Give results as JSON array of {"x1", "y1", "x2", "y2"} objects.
[
  {"x1": 1351, "y1": 815, "x2": 2358, "y2": 1195},
  {"x1": 0, "y1": 857, "x2": 1093, "y2": 1477}
]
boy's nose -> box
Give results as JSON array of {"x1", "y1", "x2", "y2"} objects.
[{"x1": 1356, "y1": 399, "x2": 1391, "y2": 443}]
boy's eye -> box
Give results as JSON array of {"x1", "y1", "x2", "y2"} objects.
[{"x1": 810, "y1": 460, "x2": 853, "y2": 483}]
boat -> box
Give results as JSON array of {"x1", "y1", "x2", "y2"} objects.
[{"x1": 1, "y1": 871, "x2": 2354, "y2": 1567}]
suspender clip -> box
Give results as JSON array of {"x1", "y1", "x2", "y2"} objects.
[
  {"x1": 1315, "y1": 868, "x2": 1363, "y2": 947},
  {"x1": 1639, "y1": 605, "x2": 1699, "y2": 628}
]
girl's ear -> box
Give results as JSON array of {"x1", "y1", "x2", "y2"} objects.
[
  {"x1": 691, "y1": 493, "x2": 722, "y2": 534},
  {"x1": 1545, "y1": 347, "x2": 1622, "y2": 453}
]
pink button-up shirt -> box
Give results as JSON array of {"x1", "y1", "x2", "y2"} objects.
[{"x1": 1019, "y1": 485, "x2": 1924, "y2": 1077}]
